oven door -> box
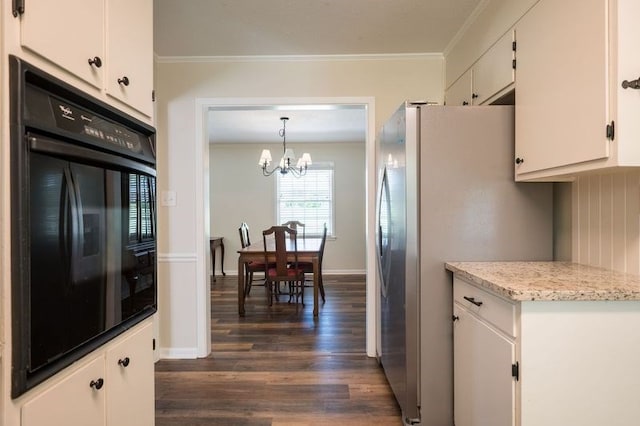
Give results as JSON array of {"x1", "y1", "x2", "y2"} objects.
[{"x1": 25, "y1": 133, "x2": 157, "y2": 376}]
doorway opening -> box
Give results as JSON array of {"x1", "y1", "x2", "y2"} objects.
[{"x1": 195, "y1": 97, "x2": 377, "y2": 357}]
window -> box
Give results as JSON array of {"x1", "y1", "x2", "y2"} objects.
[{"x1": 277, "y1": 163, "x2": 334, "y2": 237}]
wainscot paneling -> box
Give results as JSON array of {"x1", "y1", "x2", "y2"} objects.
[
  {"x1": 157, "y1": 253, "x2": 201, "y2": 358},
  {"x1": 572, "y1": 171, "x2": 640, "y2": 274}
]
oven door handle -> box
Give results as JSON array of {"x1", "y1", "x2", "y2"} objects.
[{"x1": 28, "y1": 133, "x2": 156, "y2": 177}]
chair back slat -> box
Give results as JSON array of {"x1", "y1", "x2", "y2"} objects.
[
  {"x1": 263, "y1": 225, "x2": 298, "y2": 277},
  {"x1": 318, "y1": 223, "x2": 328, "y2": 263},
  {"x1": 282, "y1": 220, "x2": 305, "y2": 239},
  {"x1": 239, "y1": 222, "x2": 251, "y2": 248}
]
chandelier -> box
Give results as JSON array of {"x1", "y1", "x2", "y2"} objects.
[{"x1": 258, "y1": 117, "x2": 312, "y2": 177}]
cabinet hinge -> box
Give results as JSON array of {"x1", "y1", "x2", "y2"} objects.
[
  {"x1": 512, "y1": 362, "x2": 520, "y2": 381},
  {"x1": 153, "y1": 338, "x2": 156, "y2": 351},
  {"x1": 512, "y1": 59, "x2": 517, "y2": 70},
  {"x1": 152, "y1": 90, "x2": 156, "y2": 102},
  {"x1": 512, "y1": 40, "x2": 517, "y2": 51},
  {"x1": 606, "y1": 121, "x2": 615, "y2": 141},
  {"x1": 12, "y1": 0, "x2": 25, "y2": 16}
]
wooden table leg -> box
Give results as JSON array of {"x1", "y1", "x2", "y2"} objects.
[
  {"x1": 211, "y1": 237, "x2": 226, "y2": 282},
  {"x1": 211, "y1": 242, "x2": 217, "y2": 282},
  {"x1": 220, "y1": 240, "x2": 226, "y2": 276},
  {"x1": 313, "y1": 257, "x2": 319, "y2": 317},
  {"x1": 238, "y1": 256, "x2": 245, "y2": 315}
]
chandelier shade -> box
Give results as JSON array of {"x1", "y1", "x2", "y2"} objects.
[{"x1": 259, "y1": 117, "x2": 312, "y2": 177}]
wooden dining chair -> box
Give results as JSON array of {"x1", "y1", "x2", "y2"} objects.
[
  {"x1": 238, "y1": 222, "x2": 266, "y2": 297},
  {"x1": 282, "y1": 220, "x2": 305, "y2": 239},
  {"x1": 262, "y1": 226, "x2": 305, "y2": 308},
  {"x1": 300, "y1": 223, "x2": 327, "y2": 302}
]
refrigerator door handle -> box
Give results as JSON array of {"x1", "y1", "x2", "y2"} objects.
[
  {"x1": 63, "y1": 167, "x2": 85, "y2": 286},
  {"x1": 376, "y1": 167, "x2": 392, "y2": 298}
]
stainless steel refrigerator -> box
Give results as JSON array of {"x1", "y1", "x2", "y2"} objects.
[{"x1": 376, "y1": 103, "x2": 552, "y2": 425}]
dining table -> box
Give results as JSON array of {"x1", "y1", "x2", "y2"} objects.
[{"x1": 237, "y1": 237, "x2": 323, "y2": 317}]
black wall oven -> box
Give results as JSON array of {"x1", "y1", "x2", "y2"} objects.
[{"x1": 10, "y1": 56, "x2": 157, "y2": 397}]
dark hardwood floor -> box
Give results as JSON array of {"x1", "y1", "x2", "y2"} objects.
[{"x1": 155, "y1": 274, "x2": 403, "y2": 425}]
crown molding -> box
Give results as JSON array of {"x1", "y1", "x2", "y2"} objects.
[
  {"x1": 154, "y1": 52, "x2": 443, "y2": 64},
  {"x1": 443, "y1": 0, "x2": 491, "y2": 56}
]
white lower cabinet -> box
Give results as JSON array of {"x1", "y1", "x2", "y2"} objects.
[
  {"x1": 22, "y1": 356, "x2": 105, "y2": 426},
  {"x1": 453, "y1": 276, "x2": 640, "y2": 426},
  {"x1": 453, "y1": 278, "x2": 516, "y2": 426},
  {"x1": 21, "y1": 321, "x2": 154, "y2": 426},
  {"x1": 106, "y1": 323, "x2": 155, "y2": 426},
  {"x1": 453, "y1": 307, "x2": 515, "y2": 426}
]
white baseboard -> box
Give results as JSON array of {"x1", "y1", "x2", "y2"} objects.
[
  {"x1": 324, "y1": 269, "x2": 366, "y2": 275},
  {"x1": 158, "y1": 347, "x2": 200, "y2": 359}
]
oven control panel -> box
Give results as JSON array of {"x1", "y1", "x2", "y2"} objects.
[
  {"x1": 51, "y1": 97, "x2": 144, "y2": 154},
  {"x1": 20, "y1": 76, "x2": 155, "y2": 165}
]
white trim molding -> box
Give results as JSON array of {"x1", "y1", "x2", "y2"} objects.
[
  {"x1": 196, "y1": 96, "x2": 377, "y2": 358},
  {"x1": 156, "y1": 52, "x2": 442, "y2": 64},
  {"x1": 158, "y1": 347, "x2": 200, "y2": 359},
  {"x1": 157, "y1": 253, "x2": 198, "y2": 263}
]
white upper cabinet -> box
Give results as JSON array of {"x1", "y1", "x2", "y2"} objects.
[
  {"x1": 472, "y1": 30, "x2": 515, "y2": 106},
  {"x1": 20, "y1": 0, "x2": 104, "y2": 89},
  {"x1": 106, "y1": 0, "x2": 153, "y2": 117},
  {"x1": 18, "y1": 0, "x2": 153, "y2": 118},
  {"x1": 445, "y1": 69, "x2": 473, "y2": 106},
  {"x1": 445, "y1": 30, "x2": 515, "y2": 106},
  {"x1": 515, "y1": 0, "x2": 640, "y2": 181}
]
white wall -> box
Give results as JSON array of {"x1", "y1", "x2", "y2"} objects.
[
  {"x1": 155, "y1": 55, "x2": 444, "y2": 357},
  {"x1": 210, "y1": 142, "x2": 366, "y2": 276}
]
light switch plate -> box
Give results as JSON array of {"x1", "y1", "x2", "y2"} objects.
[{"x1": 161, "y1": 190, "x2": 177, "y2": 206}]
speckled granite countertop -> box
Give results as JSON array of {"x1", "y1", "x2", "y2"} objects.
[{"x1": 445, "y1": 261, "x2": 640, "y2": 302}]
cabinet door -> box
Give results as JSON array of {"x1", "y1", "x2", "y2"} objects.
[
  {"x1": 515, "y1": 0, "x2": 609, "y2": 176},
  {"x1": 106, "y1": 322, "x2": 155, "y2": 426},
  {"x1": 106, "y1": 0, "x2": 154, "y2": 117},
  {"x1": 21, "y1": 0, "x2": 104, "y2": 88},
  {"x1": 454, "y1": 306, "x2": 515, "y2": 426},
  {"x1": 22, "y1": 356, "x2": 105, "y2": 426},
  {"x1": 445, "y1": 69, "x2": 472, "y2": 106},
  {"x1": 473, "y1": 31, "x2": 514, "y2": 105}
]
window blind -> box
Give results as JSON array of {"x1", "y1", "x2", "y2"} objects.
[{"x1": 277, "y1": 165, "x2": 334, "y2": 236}]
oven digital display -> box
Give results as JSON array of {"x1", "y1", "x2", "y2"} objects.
[{"x1": 50, "y1": 97, "x2": 143, "y2": 153}]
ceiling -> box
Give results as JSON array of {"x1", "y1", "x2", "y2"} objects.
[
  {"x1": 153, "y1": 0, "x2": 482, "y2": 57},
  {"x1": 154, "y1": 0, "x2": 484, "y2": 144},
  {"x1": 208, "y1": 105, "x2": 367, "y2": 144}
]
